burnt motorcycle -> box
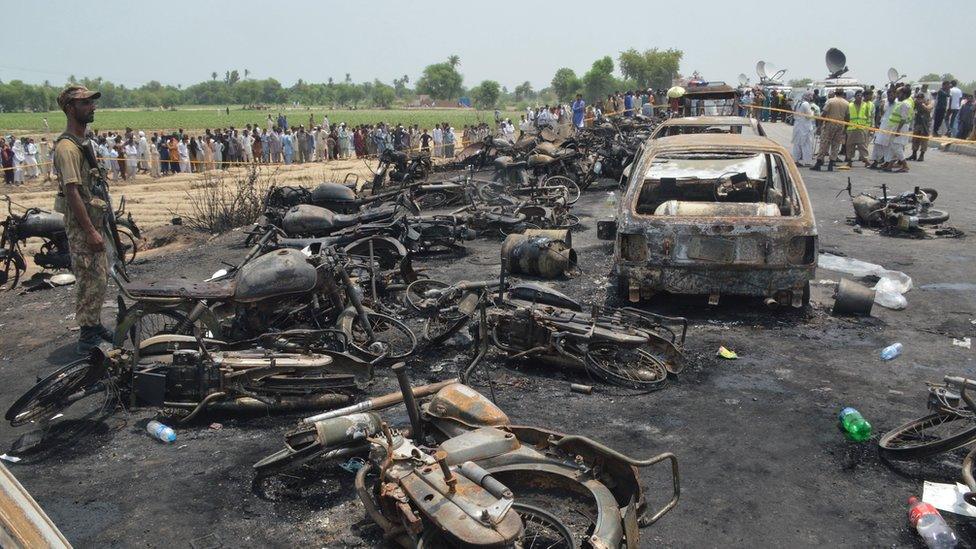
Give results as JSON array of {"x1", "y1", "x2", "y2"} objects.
[
  {"x1": 1, "y1": 195, "x2": 140, "y2": 289},
  {"x1": 5, "y1": 329, "x2": 377, "y2": 429},
  {"x1": 112, "y1": 235, "x2": 416, "y2": 360},
  {"x1": 254, "y1": 368, "x2": 680, "y2": 548}
]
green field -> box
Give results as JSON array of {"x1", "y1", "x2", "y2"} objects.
[{"x1": 0, "y1": 107, "x2": 522, "y2": 134}]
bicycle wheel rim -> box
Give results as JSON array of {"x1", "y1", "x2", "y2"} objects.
[
  {"x1": 5, "y1": 358, "x2": 106, "y2": 426},
  {"x1": 585, "y1": 342, "x2": 668, "y2": 391},
  {"x1": 128, "y1": 310, "x2": 195, "y2": 348},
  {"x1": 404, "y1": 279, "x2": 448, "y2": 314},
  {"x1": 416, "y1": 502, "x2": 575, "y2": 549},
  {"x1": 878, "y1": 411, "x2": 976, "y2": 459},
  {"x1": 347, "y1": 312, "x2": 417, "y2": 359},
  {"x1": 1, "y1": 254, "x2": 22, "y2": 290},
  {"x1": 544, "y1": 175, "x2": 580, "y2": 205}
]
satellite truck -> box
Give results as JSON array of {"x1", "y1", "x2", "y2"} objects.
[
  {"x1": 813, "y1": 48, "x2": 866, "y2": 99},
  {"x1": 754, "y1": 61, "x2": 793, "y2": 97}
]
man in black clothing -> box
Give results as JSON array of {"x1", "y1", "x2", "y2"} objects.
[{"x1": 933, "y1": 81, "x2": 950, "y2": 137}]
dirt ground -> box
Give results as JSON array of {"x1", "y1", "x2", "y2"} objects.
[{"x1": 1, "y1": 122, "x2": 974, "y2": 547}]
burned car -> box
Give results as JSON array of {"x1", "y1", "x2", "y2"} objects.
[
  {"x1": 649, "y1": 116, "x2": 766, "y2": 139},
  {"x1": 600, "y1": 134, "x2": 817, "y2": 307}
]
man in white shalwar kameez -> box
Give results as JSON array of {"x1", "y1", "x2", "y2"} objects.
[
  {"x1": 883, "y1": 86, "x2": 912, "y2": 172},
  {"x1": 137, "y1": 131, "x2": 149, "y2": 172},
  {"x1": 791, "y1": 94, "x2": 815, "y2": 166},
  {"x1": 12, "y1": 139, "x2": 25, "y2": 184},
  {"x1": 24, "y1": 139, "x2": 39, "y2": 179},
  {"x1": 869, "y1": 90, "x2": 896, "y2": 169}
]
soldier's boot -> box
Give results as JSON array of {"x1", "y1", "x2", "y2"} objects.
[
  {"x1": 827, "y1": 160, "x2": 835, "y2": 172},
  {"x1": 77, "y1": 326, "x2": 102, "y2": 355},
  {"x1": 917, "y1": 151, "x2": 925, "y2": 162},
  {"x1": 907, "y1": 151, "x2": 918, "y2": 161},
  {"x1": 95, "y1": 325, "x2": 114, "y2": 343},
  {"x1": 809, "y1": 160, "x2": 823, "y2": 171}
]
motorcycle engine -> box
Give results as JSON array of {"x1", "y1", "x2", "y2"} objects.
[{"x1": 133, "y1": 349, "x2": 218, "y2": 406}]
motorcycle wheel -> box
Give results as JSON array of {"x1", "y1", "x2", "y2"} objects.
[
  {"x1": 920, "y1": 188, "x2": 938, "y2": 201},
  {"x1": 915, "y1": 208, "x2": 949, "y2": 225},
  {"x1": 5, "y1": 357, "x2": 109, "y2": 427},
  {"x1": 404, "y1": 279, "x2": 449, "y2": 314},
  {"x1": 118, "y1": 226, "x2": 138, "y2": 265},
  {"x1": 0, "y1": 249, "x2": 24, "y2": 290},
  {"x1": 416, "y1": 502, "x2": 574, "y2": 549},
  {"x1": 423, "y1": 314, "x2": 469, "y2": 346},
  {"x1": 543, "y1": 175, "x2": 580, "y2": 205},
  {"x1": 339, "y1": 310, "x2": 417, "y2": 360},
  {"x1": 553, "y1": 214, "x2": 581, "y2": 230},
  {"x1": 584, "y1": 341, "x2": 669, "y2": 391},
  {"x1": 417, "y1": 191, "x2": 450, "y2": 210},
  {"x1": 878, "y1": 411, "x2": 976, "y2": 459},
  {"x1": 342, "y1": 237, "x2": 407, "y2": 272}
]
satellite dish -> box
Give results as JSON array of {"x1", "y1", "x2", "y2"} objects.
[
  {"x1": 826, "y1": 48, "x2": 849, "y2": 78},
  {"x1": 738, "y1": 73, "x2": 749, "y2": 86},
  {"x1": 764, "y1": 62, "x2": 778, "y2": 76},
  {"x1": 887, "y1": 67, "x2": 905, "y2": 84},
  {"x1": 771, "y1": 69, "x2": 787, "y2": 82},
  {"x1": 756, "y1": 61, "x2": 768, "y2": 80}
]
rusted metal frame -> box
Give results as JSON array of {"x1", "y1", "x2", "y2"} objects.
[{"x1": 0, "y1": 463, "x2": 72, "y2": 549}]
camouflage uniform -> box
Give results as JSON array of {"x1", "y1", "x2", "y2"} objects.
[{"x1": 53, "y1": 133, "x2": 109, "y2": 328}]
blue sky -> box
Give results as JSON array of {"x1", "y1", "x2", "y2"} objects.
[{"x1": 6, "y1": 0, "x2": 973, "y2": 90}]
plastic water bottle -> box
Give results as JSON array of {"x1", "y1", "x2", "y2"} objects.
[
  {"x1": 146, "y1": 420, "x2": 176, "y2": 443},
  {"x1": 908, "y1": 497, "x2": 958, "y2": 548},
  {"x1": 837, "y1": 407, "x2": 872, "y2": 441},
  {"x1": 880, "y1": 342, "x2": 903, "y2": 361},
  {"x1": 606, "y1": 191, "x2": 617, "y2": 208}
]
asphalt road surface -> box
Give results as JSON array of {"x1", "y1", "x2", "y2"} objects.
[{"x1": 0, "y1": 121, "x2": 973, "y2": 547}]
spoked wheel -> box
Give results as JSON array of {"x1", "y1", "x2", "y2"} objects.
[
  {"x1": 498, "y1": 222, "x2": 540, "y2": 238},
  {"x1": 120, "y1": 309, "x2": 200, "y2": 348},
  {"x1": 878, "y1": 411, "x2": 976, "y2": 459},
  {"x1": 543, "y1": 175, "x2": 581, "y2": 205},
  {"x1": 5, "y1": 357, "x2": 109, "y2": 427},
  {"x1": 915, "y1": 208, "x2": 949, "y2": 225},
  {"x1": 404, "y1": 279, "x2": 449, "y2": 314},
  {"x1": 416, "y1": 502, "x2": 574, "y2": 549},
  {"x1": 340, "y1": 310, "x2": 417, "y2": 360},
  {"x1": 117, "y1": 226, "x2": 138, "y2": 265},
  {"x1": 553, "y1": 214, "x2": 581, "y2": 230},
  {"x1": 417, "y1": 191, "x2": 450, "y2": 210},
  {"x1": 0, "y1": 251, "x2": 24, "y2": 290},
  {"x1": 584, "y1": 341, "x2": 669, "y2": 390},
  {"x1": 423, "y1": 314, "x2": 469, "y2": 345}
]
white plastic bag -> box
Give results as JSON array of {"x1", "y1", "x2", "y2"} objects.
[{"x1": 818, "y1": 254, "x2": 913, "y2": 310}]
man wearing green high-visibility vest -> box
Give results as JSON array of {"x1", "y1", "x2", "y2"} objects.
[
  {"x1": 883, "y1": 86, "x2": 913, "y2": 173},
  {"x1": 844, "y1": 89, "x2": 873, "y2": 168}
]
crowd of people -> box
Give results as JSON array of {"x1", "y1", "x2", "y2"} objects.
[{"x1": 787, "y1": 80, "x2": 976, "y2": 173}]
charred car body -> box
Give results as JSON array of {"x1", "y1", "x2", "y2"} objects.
[{"x1": 601, "y1": 135, "x2": 817, "y2": 307}]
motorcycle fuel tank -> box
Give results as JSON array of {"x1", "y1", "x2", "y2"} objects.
[
  {"x1": 19, "y1": 211, "x2": 66, "y2": 238},
  {"x1": 282, "y1": 204, "x2": 338, "y2": 235},
  {"x1": 235, "y1": 248, "x2": 318, "y2": 302},
  {"x1": 310, "y1": 183, "x2": 358, "y2": 213}
]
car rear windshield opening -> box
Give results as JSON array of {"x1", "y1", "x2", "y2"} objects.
[{"x1": 634, "y1": 152, "x2": 801, "y2": 218}]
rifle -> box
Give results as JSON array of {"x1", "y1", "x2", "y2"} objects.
[{"x1": 77, "y1": 139, "x2": 128, "y2": 279}]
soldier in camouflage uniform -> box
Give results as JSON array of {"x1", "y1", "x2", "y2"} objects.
[{"x1": 53, "y1": 85, "x2": 113, "y2": 354}]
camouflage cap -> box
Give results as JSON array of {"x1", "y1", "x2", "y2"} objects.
[{"x1": 57, "y1": 85, "x2": 101, "y2": 111}]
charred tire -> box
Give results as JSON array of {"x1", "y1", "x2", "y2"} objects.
[
  {"x1": 404, "y1": 279, "x2": 449, "y2": 314},
  {"x1": 878, "y1": 412, "x2": 976, "y2": 460},
  {"x1": 338, "y1": 309, "x2": 417, "y2": 360},
  {"x1": 0, "y1": 249, "x2": 25, "y2": 290},
  {"x1": 423, "y1": 315, "x2": 469, "y2": 346},
  {"x1": 5, "y1": 357, "x2": 108, "y2": 427},
  {"x1": 417, "y1": 191, "x2": 450, "y2": 210},
  {"x1": 543, "y1": 175, "x2": 580, "y2": 205},
  {"x1": 915, "y1": 208, "x2": 949, "y2": 225},
  {"x1": 584, "y1": 341, "x2": 668, "y2": 391}
]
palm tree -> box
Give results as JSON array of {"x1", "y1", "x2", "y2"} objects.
[
  {"x1": 345, "y1": 73, "x2": 351, "y2": 83},
  {"x1": 211, "y1": 71, "x2": 217, "y2": 81},
  {"x1": 402, "y1": 74, "x2": 409, "y2": 84},
  {"x1": 244, "y1": 69, "x2": 250, "y2": 79},
  {"x1": 447, "y1": 55, "x2": 460, "y2": 69}
]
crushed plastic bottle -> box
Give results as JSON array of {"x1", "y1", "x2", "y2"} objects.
[
  {"x1": 606, "y1": 191, "x2": 617, "y2": 207},
  {"x1": 880, "y1": 342, "x2": 903, "y2": 361},
  {"x1": 146, "y1": 420, "x2": 176, "y2": 443},
  {"x1": 837, "y1": 407, "x2": 872, "y2": 441},
  {"x1": 908, "y1": 496, "x2": 958, "y2": 548}
]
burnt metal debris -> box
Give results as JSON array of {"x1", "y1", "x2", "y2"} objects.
[{"x1": 256, "y1": 366, "x2": 680, "y2": 547}]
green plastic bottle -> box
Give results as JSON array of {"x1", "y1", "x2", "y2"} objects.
[{"x1": 838, "y1": 407, "x2": 872, "y2": 441}]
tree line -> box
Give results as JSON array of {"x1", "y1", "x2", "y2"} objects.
[{"x1": 0, "y1": 50, "x2": 686, "y2": 113}]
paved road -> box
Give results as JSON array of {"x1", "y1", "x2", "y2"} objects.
[{"x1": 0, "y1": 122, "x2": 974, "y2": 547}]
